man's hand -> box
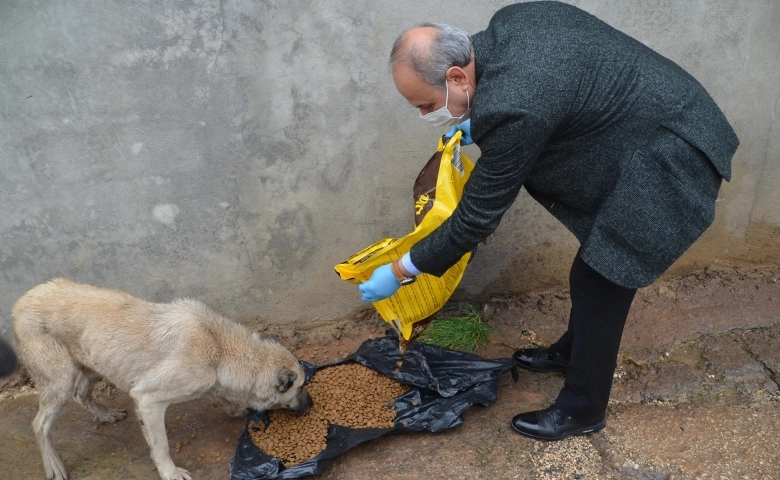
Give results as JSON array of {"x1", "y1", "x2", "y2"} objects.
[
  {"x1": 445, "y1": 119, "x2": 473, "y2": 145},
  {"x1": 358, "y1": 264, "x2": 400, "y2": 302}
]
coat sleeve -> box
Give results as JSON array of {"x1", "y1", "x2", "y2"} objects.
[{"x1": 409, "y1": 113, "x2": 551, "y2": 276}]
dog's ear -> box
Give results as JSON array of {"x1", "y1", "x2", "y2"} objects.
[{"x1": 276, "y1": 369, "x2": 297, "y2": 393}]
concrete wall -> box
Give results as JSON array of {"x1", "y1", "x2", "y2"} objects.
[{"x1": 1, "y1": 0, "x2": 778, "y2": 334}]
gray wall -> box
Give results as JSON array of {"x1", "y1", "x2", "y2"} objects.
[{"x1": 1, "y1": 0, "x2": 778, "y2": 334}]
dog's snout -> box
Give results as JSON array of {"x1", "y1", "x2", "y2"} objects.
[{"x1": 288, "y1": 388, "x2": 312, "y2": 415}]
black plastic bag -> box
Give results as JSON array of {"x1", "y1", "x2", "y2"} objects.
[{"x1": 230, "y1": 330, "x2": 518, "y2": 480}]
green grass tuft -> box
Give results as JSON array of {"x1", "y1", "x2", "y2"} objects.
[{"x1": 418, "y1": 304, "x2": 496, "y2": 352}]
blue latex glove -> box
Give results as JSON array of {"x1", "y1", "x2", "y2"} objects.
[
  {"x1": 444, "y1": 119, "x2": 473, "y2": 145},
  {"x1": 358, "y1": 264, "x2": 400, "y2": 302}
]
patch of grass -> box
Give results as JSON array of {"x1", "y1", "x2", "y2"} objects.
[{"x1": 418, "y1": 304, "x2": 496, "y2": 352}]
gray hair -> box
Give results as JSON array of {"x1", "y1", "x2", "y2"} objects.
[{"x1": 390, "y1": 23, "x2": 473, "y2": 88}]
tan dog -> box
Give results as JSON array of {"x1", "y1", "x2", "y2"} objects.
[{"x1": 13, "y1": 279, "x2": 311, "y2": 480}]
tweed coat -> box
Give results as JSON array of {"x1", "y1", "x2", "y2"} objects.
[{"x1": 408, "y1": 1, "x2": 739, "y2": 288}]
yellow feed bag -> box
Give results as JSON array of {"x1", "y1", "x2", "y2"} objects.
[{"x1": 334, "y1": 132, "x2": 475, "y2": 340}]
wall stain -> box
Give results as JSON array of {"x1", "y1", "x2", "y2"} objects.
[{"x1": 266, "y1": 204, "x2": 316, "y2": 272}]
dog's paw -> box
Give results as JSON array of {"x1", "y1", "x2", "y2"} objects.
[
  {"x1": 96, "y1": 408, "x2": 127, "y2": 424},
  {"x1": 43, "y1": 456, "x2": 69, "y2": 480},
  {"x1": 166, "y1": 467, "x2": 192, "y2": 480}
]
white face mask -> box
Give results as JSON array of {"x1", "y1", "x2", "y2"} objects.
[{"x1": 420, "y1": 82, "x2": 471, "y2": 127}]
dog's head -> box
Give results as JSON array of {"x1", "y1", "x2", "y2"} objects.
[
  {"x1": 242, "y1": 337, "x2": 311, "y2": 415},
  {"x1": 271, "y1": 365, "x2": 312, "y2": 415}
]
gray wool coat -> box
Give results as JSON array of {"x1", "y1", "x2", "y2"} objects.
[{"x1": 408, "y1": 1, "x2": 739, "y2": 289}]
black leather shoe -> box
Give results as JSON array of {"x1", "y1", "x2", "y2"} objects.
[
  {"x1": 512, "y1": 347, "x2": 568, "y2": 373},
  {"x1": 511, "y1": 406, "x2": 606, "y2": 440}
]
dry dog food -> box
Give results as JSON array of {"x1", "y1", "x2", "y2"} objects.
[
  {"x1": 249, "y1": 362, "x2": 409, "y2": 466},
  {"x1": 398, "y1": 316, "x2": 434, "y2": 353}
]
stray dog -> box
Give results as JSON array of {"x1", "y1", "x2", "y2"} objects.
[{"x1": 13, "y1": 278, "x2": 312, "y2": 480}]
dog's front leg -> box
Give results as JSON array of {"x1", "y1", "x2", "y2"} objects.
[{"x1": 134, "y1": 397, "x2": 192, "y2": 480}]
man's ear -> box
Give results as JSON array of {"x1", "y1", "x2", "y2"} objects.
[
  {"x1": 445, "y1": 66, "x2": 469, "y2": 88},
  {"x1": 277, "y1": 369, "x2": 297, "y2": 393}
]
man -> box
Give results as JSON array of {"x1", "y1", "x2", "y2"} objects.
[{"x1": 357, "y1": 1, "x2": 738, "y2": 440}]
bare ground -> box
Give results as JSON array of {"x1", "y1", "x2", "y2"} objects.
[{"x1": 1, "y1": 265, "x2": 778, "y2": 480}]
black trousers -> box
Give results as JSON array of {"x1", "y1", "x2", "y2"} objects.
[{"x1": 549, "y1": 252, "x2": 637, "y2": 421}]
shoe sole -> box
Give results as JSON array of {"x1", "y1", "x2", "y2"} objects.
[
  {"x1": 510, "y1": 420, "x2": 606, "y2": 441},
  {"x1": 513, "y1": 362, "x2": 567, "y2": 374}
]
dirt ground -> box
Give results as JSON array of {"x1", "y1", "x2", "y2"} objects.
[{"x1": 1, "y1": 264, "x2": 778, "y2": 479}]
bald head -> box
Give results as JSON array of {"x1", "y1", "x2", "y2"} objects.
[{"x1": 390, "y1": 23, "x2": 473, "y2": 88}]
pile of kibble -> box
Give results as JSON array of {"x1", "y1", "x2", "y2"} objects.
[{"x1": 249, "y1": 362, "x2": 410, "y2": 466}]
